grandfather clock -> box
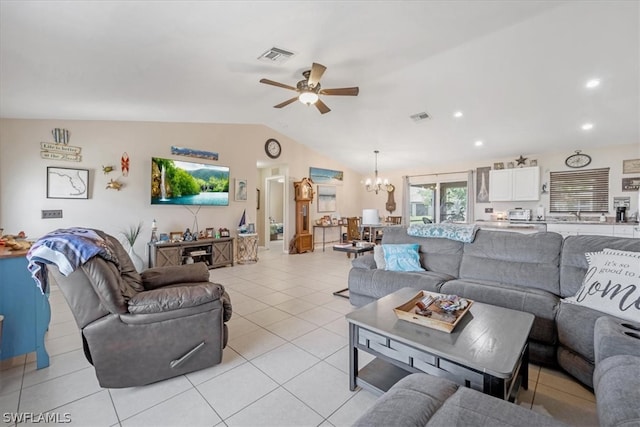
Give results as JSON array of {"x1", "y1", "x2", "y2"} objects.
[{"x1": 293, "y1": 177, "x2": 314, "y2": 253}]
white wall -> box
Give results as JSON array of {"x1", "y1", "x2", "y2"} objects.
[
  {"x1": 361, "y1": 143, "x2": 640, "y2": 222},
  {"x1": 0, "y1": 118, "x2": 363, "y2": 258}
]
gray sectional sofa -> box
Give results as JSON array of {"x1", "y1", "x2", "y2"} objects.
[{"x1": 348, "y1": 227, "x2": 640, "y2": 426}]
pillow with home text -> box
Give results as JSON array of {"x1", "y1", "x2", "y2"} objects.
[{"x1": 565, "y1": 249, "x2": 640, "y2": 323}]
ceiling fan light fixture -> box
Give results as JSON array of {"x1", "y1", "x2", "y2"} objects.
[{"x1": 298, "y1": 91, "x2": 319, "y2": 105}]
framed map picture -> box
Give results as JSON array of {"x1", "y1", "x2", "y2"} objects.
[{"x1": 47, "y1": 167, "x2": 89, "y2": 199}]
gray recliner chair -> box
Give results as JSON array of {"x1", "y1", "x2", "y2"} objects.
[{"x1": 47, "y1": 230, "x2": 232, "y2": 388}]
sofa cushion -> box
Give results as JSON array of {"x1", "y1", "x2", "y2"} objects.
[
  {"x1": 459, "y1": 230, "x2": 563, "y2": 295},
  {"x1": 348, "y1": 268, "x2": 454, "y2": 305},
  {"x1": 593, "y1": 355, "x2": 640, "y2": 427},
  {"x1": 565, "y1": 249, "x2": 640, "y2": 323},
  {"x1": 441, "y1": 279, "x2": 559, "y2": 346},
  {"x1": 353, "y1": 373, "x2": 567, "y2": 427},
  {"x1": 382, "y1": 227, "x2": 464, "y2": 277},
  {"x1": 427, "y1": 387, "x2": 567, "y2": 427},
  {"x1": 383, "y1": 244, "x2": 424, "y2": 272},
  {"x1": 559, "y1": 235, "x2": 640, "y2": 298},
  {"x1": 352, "y1": 373, "x2": 459, "y2": 427}
]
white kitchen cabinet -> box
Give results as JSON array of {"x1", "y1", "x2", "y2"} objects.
[
  {"x1": 613, "y1": 225, "x2": 635, "y2": 238},
  {"x1": 489, "y1": 167, "x2": 539, "y2": 202},
  {"x1": 546, "y1": 223, "x2": 612, "y2": 237}
]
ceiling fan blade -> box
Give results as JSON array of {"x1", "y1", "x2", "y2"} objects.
[
  {"x1": 274, "y1": 97, "x2": 299, "y2": 108},
  {"x1": 308, "y1": 63, "x2": 327, "y2": 88},
  {"x1": 320, "y1": 87, "x2": 359, "y2": 96},
  {"x1": 315, "y1": 99, "x2": 331, "y2": 114},
  {"x1": 260, "y1": 78, "x2": 297, "y2": 91}
]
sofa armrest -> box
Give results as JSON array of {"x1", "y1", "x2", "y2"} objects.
[
  {"x1": 352, "y1": 253, "x2": 376, "y2": 270},
  {"x1": 141, "y1": 262, "x2": 210, "y2": 290},
  {"x1": 594, "y1": 355, "x2": 640, "y2": 427},
  {"x1": 128, "y1": 282, "x2": 223, "y2": 314},
  {"x1": 594, "y1": 316, "x2": 640, "y2": 363}
]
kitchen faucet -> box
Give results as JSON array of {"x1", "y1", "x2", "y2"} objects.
[{"x1": 572, "y1": 210, "x2": 581, "y2": 221}]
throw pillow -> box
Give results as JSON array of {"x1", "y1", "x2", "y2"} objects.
[
  {"x1": 565, "y1": 249, "x2": 640, "y2": 323},
  {"x1": 373, "y1": 245, "x2": 386, "y2": 270},
  {"x1": 383, "y1": 243, "x2": 425, "y2": 272}
]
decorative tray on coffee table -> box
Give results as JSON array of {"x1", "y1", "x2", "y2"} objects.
[{"x1": 394, "y1": 291, "x2": 473, "y2": 333}]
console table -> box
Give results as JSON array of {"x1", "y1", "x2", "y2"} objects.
[
  {"x1": 313, "y1": 224, "x2": 343, "y2": 251},
  {"x1": 148, "y1": 237, "x2": 234, "y2": 269},
  {"x1": 0, "y1": 248, "x2": 50, "y2": 369}
]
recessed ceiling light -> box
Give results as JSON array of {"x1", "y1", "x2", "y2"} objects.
[
  {"x1": 585, "y1": 78, "x2": 600, "y2": 89},
  {"x1": 474, "y1": 140, "x2": 483, "y2": 147},
  {"x1": 453, "y1": 111, "x2": 463, "y2": 118},
  {"x1": 581, "y1": 123, "x2": 594, "y2": 130}
]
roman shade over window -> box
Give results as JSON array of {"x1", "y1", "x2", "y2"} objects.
[{"x1": 549, "y1": 168, "x2": 609, "y2": 213}]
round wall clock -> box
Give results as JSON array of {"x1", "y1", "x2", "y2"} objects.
[
  {"x1": 565, "y1": 150, "x2": 592, "y2": 168},
  {"x1": 265, "y1": 138, "x2": 281, "y2": 159}
]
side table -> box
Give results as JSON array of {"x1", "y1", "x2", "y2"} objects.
[{"x1": 236, "y1": 233, "x2": 258, "y2": 264}]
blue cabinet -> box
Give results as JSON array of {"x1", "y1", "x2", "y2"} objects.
[{"x1": 0, "y1": 250, "x2": 50, "y2": 368}]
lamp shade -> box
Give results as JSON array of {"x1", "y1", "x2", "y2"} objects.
[{"x1": 362, "y1": 209, "x2": 380, "y2": 225}]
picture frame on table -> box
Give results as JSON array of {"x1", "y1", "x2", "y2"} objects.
[
  {"x1": 169, "y1": 231, "x2": 182, "y2": 241},
  {"x1": 205, "y1": 227, "x2": 214, "y2": 238}
]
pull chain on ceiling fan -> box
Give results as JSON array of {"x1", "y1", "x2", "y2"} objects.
[{"x1": 259, "y1": 62, "x2": 359, "y2": 114}]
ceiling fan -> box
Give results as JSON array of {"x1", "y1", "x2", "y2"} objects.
[{"x1": 259, "y1": 62, "x2": 359, "y2": 114}]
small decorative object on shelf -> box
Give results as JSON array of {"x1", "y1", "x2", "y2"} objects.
[
  {"x1": 219, "y1": 228, "x2": 230, "y2": 237},
  {"x1": 150, "y1": 219, "x2": 158, "y2": 243},
  {"x1": 515, "y1": 155, "x2": 528, "y2": 166},
  {"x1": 183, "y1": 228, "x2": 194, "y2": 242}
]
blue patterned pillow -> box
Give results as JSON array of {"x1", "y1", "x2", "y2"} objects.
[
  {"x1": 407, "y1": 223, "x2": 479, "y2": 243},
  {"x1": 383, "y1": 244, "x2": 424, "y2": 272}
]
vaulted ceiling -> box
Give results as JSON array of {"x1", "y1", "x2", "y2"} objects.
[{"x1": 1, "y1": 1, "x2": 638, "y2": 173}]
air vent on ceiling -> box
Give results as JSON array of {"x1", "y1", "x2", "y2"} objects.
[
  {"x1": 258, "y1": 47, "x2": 295, "y2": 63},
  {"x1": 410, "y1": 112, "x2": 431, "y2": 122}
]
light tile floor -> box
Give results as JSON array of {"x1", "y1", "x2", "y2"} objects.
[{"x1": 1, "y1": 241, "x2": 599, "y2": 426}]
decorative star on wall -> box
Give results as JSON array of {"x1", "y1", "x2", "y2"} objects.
[{"x1": 515, "y1": 155, "x2": 528, "y2": 166}]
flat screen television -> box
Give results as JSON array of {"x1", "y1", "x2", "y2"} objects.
[{"x1": 151, "y1": 157, "x2": 230, "y2": 206}]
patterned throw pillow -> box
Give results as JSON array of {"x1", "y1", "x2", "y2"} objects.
[
  {"x1": 382, "y1": 244, "x2": 425, "y2": 272},
  {"x1": 565, "y1": 248, "x2": 640, "y2": 323},
  {"x1": 407, "y1": 223, "x2": 479, "y2": 243}
]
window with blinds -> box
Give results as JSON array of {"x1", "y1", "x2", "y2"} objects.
[{"x1": 549, "y1": 168, "x2": 609, "y2": 213}]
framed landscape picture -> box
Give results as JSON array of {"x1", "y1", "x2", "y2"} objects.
[{"x1": 317, "y1": 185, "x2": 337, "y2": 212}]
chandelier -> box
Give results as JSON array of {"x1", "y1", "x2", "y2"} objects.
[{"x1": 364, "y1": 150, "x2": 393, "y2": 194}]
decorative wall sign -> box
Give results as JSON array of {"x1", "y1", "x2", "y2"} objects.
[
  {"x1": 171, "y1": 146, "x2": 218, "y2": 161},
  {"x1": 47, "y1": 167, "x2": 89, "y2": 199},
  {"x1": 52, "y1": 128, "x2": 70, "y2": 144},
  {"x1": 309, "y1": 167, "x2": 343, "y2": 185},
  {"x1": 622, "y1": 177, "x2": 640, "y2": 192},
  {"x1": 121, "y1": 152, "x2": 130, "y2": 176},
  {"x1": 623, "y1": 159, "x2": 640, "y2": 174},
  {"x1": 40, "y1": 142, "x2": 82, "y2": 162},
  {"x1": 476, "y1": 167, "x2": 491, "y2": 203}
]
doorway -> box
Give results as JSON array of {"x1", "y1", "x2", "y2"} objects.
[
  {"x1": 265, "y1": 175, "x2": 286, "y2": 251},
  {"x1": 407, "y1": 174, "x2": 470, "y2": 224}
]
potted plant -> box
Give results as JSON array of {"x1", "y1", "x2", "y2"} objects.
[{"x1": 121, "y1": 222, "x2": 144, "y2": 272}]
